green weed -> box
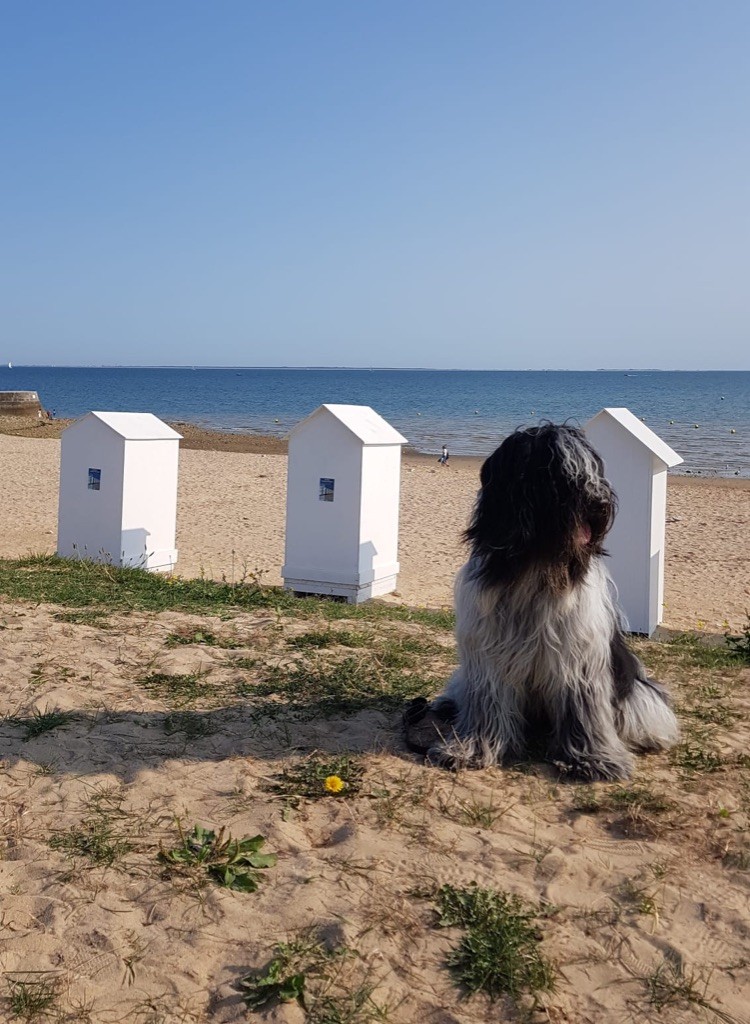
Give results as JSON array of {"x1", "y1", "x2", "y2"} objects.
[
  {"x1": 165, "y1": 628, "x2": 244, "y2": 649},
  {"x1": 432, "y1": 883, "x2": 555, "y2": 1002},
  {"x1": 0, "y1": 556, "x2": 454, "y2": 630},
  {"x1": 644, "y1": 957, "x2": 736, "y2": 1022},
  {"x1": 238, "y1": 934, "x2": 386, "y2": 1022},
  {"x1": 254, "y1": 656, "x2": 436, "y2": 717},
  {"x1": 159, "y1": 823, "x2": 276, "y2": 892},
  {"x1": 725, "y1": 615, "x2": 750, "y2": 663},
  {"x1": 163, "y1": 711, "x2": 216, "y2": 739},
  {"x1": 137, "y1": 670, "x2": 214, "y2": 708},
  {"x1": 53, "y1": 609, "x2": 111, "y2": 627},
  {"x1": 269, "y1": 753, "x2": 365, "y2": 803},
  {"x1": 48, "y1": 817, "x2": 132, "y2": 867},
  {"x1": 669, "y1": 744, "x2": 726, "y2": 776},
  {"x1": 6, "y1": 976, "x2": 60, "y2": 1021},
  {"x1": 286, "y1": 629, "x2": 373, "y2": 650},
  {"x1": 667, "y1": 632, "x2": 744, "y2": 669},
  {"x1": 13, "y1": 706, "x2": 75, "y2": 741}
]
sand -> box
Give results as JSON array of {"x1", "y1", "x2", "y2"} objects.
[
  {"x1": 0, "y1": 430, "x2": 748, "y2": 633},
  {"x1": 1, "y1": 428, "x2": 750, "y2": 1020}
]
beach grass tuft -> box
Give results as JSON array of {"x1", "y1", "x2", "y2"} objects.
[
  {"x1": 6, "y1": 975, "x2": 60, "y2": 1021},
  {"x1": 431, "y1": 883, "x2": 555, "y2": 1002}
]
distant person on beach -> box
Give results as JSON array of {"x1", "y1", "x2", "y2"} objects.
[{"x1": 438, "y1": 444, "x2": 449, "y2": 465}]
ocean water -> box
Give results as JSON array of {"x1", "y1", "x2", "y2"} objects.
[{"x1": 3, "y1": 365, "x2": 748, "y2": 477}]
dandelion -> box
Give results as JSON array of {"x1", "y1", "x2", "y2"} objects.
[{"x1": 324, "y1": 775, "x2": 345, "y2": 794}]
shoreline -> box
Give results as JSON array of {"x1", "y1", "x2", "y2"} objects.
[{"x1": 1, "y1": 416, "x2": 747, "y2": 484}]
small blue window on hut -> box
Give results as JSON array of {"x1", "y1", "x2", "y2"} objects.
[
  {"x1": 319, "y1": 477, "x2": 334, "y2": 502},
  {"x1": 88, "y1": 468, "x2": 101, "y2": 490}
]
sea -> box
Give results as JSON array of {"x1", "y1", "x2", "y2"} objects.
[{"x1": 3, "y1": 366, "x2": 748, "y2": 477}]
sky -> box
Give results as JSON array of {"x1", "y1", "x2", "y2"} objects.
[{"x1": 2, "y1": 1, "x2": 749, "y2": 370}]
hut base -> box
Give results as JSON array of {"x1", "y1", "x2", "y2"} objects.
[{"x1": 283, "y1": 571, "x2": 398, "y2": 604}]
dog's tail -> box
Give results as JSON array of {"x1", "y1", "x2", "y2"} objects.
[{"x1": 617, "y1": 676, "x2": 679, "y2": 752}]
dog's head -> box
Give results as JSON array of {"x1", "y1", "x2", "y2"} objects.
[{"x1": 465, "y1": 423, "x2": 616, "y2": 590}]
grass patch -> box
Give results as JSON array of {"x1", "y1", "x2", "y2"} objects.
[
  {"x1": 669, "y1": 743, "x2": 727, "y2": 776},
  {"x1": 254, "y1": 656, "x2": 436, "y2": 717},
  {"x1": 53, "y1": 609, "x2": 111, "y2": 627},
  {"x1": 137, "y1": 670, "x2": 215, "y2": 708},
  {"x1": 432, "y1": 883, "x2": 555, "y2": 1002},
  {"x1": 48, "y1": 817, "x2": 133, "y2": 867},
  {"x1": 725, "y1": 615, "x2": 750, "y2": 663},
  {"x1": 159, "y1": 824, "x2": 276, "y2": 892},
  {"x1": 286, "y1": 628, "x2": 374, "y2": 650},
  {"x1": 644, "y1": 957, "x2": 736, "y2": 1022},
  {"x1": 6, "y1": 976, "x2": 60, "y2": 1021},
  {"x1": 269, "y1": 753, "x2": 365, "y2": 803},
  {"x1": 10, "y1": 706, "x2": 75, "y2": 741},
  {"x1": 163, "y1": 711, "x2": 217, "y2": 739},
  {"x1": 238, "y1": 934, "x2": 385, "y2": 1022},
  {"x1": 666, "y1": 632, "x2": 745, "y2": 669},
  {"x1": 0, "y1": 555, "x2": 454, "y2": 630},
  {"x1": 165, "y1": 627, "x2": 244, "y2": 649}
]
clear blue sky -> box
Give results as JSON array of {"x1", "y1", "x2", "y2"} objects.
[{"x1": 2, "y1": 1, "x2": 748, "y2": 369}]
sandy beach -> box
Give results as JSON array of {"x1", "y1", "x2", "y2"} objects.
[
  {"x1": 1, "y1": 423, "x2": 750, "y2": 1021},
  {"x1": 0, "y1": 424, "x2": 748, "y2": 633}
]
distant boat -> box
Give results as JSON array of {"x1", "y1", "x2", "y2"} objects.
[{"x1": 7, "y1": 362, "x2": 11, "y2": 369}]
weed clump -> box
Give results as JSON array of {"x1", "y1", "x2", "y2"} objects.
[
  {"x1": 48, "y1": 817, "x2": 132, "y2": 867},
  {"x1": 269, "y1": 753, "x2": 364, "y2": 804},
  {"x1": 433, "y1": 883, "x2": 555, "y2": 1002},
  {"x1": 725, "y1": 614, "x2": 750, "y2": 663},
  {"x1": 238, "y1": 933, "x2": 385, "y2": 1021},
  {"x1": 159, "y1": 824, "x2": 276, "y2": 892}
]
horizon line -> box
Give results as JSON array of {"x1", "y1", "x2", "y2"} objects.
[{"x1": 4, "y1": 364, "x2": 749, "y2": 373}]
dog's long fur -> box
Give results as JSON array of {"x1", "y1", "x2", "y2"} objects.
[{"x1": 421, "y1": 423, "x2": 679, "y2": 781}]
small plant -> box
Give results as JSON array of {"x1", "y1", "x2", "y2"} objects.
[
  {"x1": 18, "y1": 706, "x2": 75, "y2": 741},
  {"x1": 237, "y1": 934, "x2": 385, "y2": 1021},
  {"x1": 137, "y1": 670, "x2": 214, "y2": 708},
  {"x1": 644, "y1": 957, "x2": 735, "y2": 1021},
  {"x1": 286, "y1": 628, "x2": 372, "y2": 650},
  {"x1": 165, "y1": 628, "x2": 243, "y2": 649},
  {"x1": 163, "y1": 711, "x2": 216, "y2": 739},
  {"x1": 609, "y1": 786, "x2": 672, "y2": 813},
  {"x1": 48, "y1": 816, "x2": 132, "y2": 867},
  {"x1": 670, "y1": 743, "x2": 726, "y2": 776},
  {"x1": 6, "y1": 975, "x2": 60, "y2": 1021},
  {"x1": 571, "y1": 788, "x2": 603, "y2": 813},
  {"x1": 432, "y1": 883, "x2": 555, "y2": 1002},
  {"x1": 725, "y1": 615, "x2": 750, "y2": 663},
  {"x1": 256, "y1": 656, "x2": 436, "y2": 718},
  {"x1": 53, "y1": 609, "x2": 111, "y2": 627},
  {"x1": 666, "y1": 630, "x2": 748, "y2": 669},
  {"x1": 617, "y1": 877, "x2": 660, "y2": 923},
  {"x1": 269, "y1": 753, "x2": 364, "y2": 804},
  {"x1": 159, "y1": 824, "x2": 276, "y2": 891},
  {"x1": 238, "y1": 936, "x2": 336, "y2": 1010}
]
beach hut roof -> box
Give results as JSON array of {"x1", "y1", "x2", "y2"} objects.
[
  {"x1": 586, "y1": 407, "x2": 682, "y2": 468},
  {"x1": 72, "y1": 411, "x2": 183, "y2": 441},
  {"x1": 291, "y1": 404, "x2": 407, "y2": 446}
]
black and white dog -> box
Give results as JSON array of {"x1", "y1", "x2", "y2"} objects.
[{"x1": 405, "y1": 423, "x2": 678, "y2": 780}]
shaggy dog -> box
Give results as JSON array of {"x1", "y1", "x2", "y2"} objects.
[{"x1": 404, "y1": 423, "x2": 678, "y2": 780}]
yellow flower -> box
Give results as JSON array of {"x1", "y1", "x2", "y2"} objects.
[{"x1": 324, "y1": 775, "x2": 345, "y2": 794}]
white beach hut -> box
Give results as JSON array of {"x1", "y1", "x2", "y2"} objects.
[
  {"x1": 57, "y1": 411, "x2": 182, "y2": 572},
  {"x1": 282, "y1": 404, "x2": 407, "y2": 602},
  {"x1": 585, "y1": 407, "x2": 683, "y2": 636}
]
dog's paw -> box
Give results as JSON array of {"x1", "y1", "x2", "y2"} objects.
[
  {"x1": 402, "y1": 698, "x2": 458, "y2": 755},
  {"x1": 554, "y1": 754, "x2": 633, "y2": 782},
  {"x1": 426, "y1": 732, "x2": 490, "y2": 771}
]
